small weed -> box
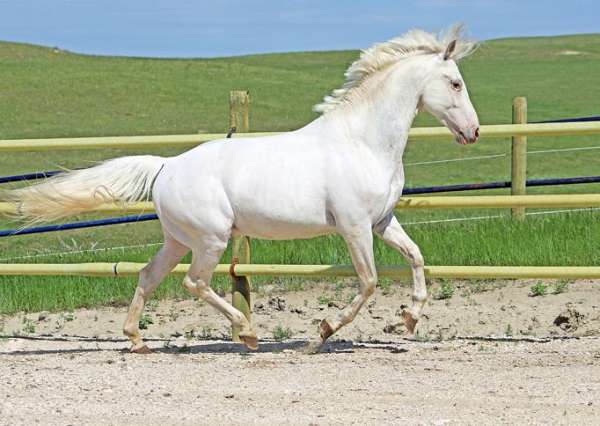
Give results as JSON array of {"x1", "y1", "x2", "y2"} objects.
[
  {"x1": 505, "y1": 324, "x2": 513, "y2": 336},
  {"x1": 553, "y1": 281, "x2": 569, "y2": 295},
  {"x1": 22, "y1": 318, "x2": 36, "y2": 334},
  {"x1": 435, "y1": 328, "x2": 444, "y2": 342},
  {"x1": 530, "y1": 282, "x2": 548, "y2": 297},
  {"x1": 138, "y1": 314, "x2": 154, "y2": 330},
  {"x1": 146, "y1": 300, "x2": 159, "y2": 312},
  {"x1": 64, "y1": 312, "x2": 75, "y2": 322},
  {"x1": 284, "y1": 280, "x2": 305, "y2": 292},
  {"x1": 168, "y1": 307, "x2": 179, "y2": 322},
  {"x1": 199, "y1": 326, "x2": 215, "y2": 339},
  {"x1": 272, "y1": 325, "x2": 292, "y2": 342},
  {"x1": 184, "y1": 327, "x2": 195, "y2": 340},
  {"x1": 378, "y1": 279, "x2": 393, "y2": 296},
  {"x1": 412, "y1": 331, "x2": 430, "y2": 342},
  {"x1": 434, "y1": 282, "x2": 455, "y2": 300},
  {"x1": 471, "y1": 281, "x2": 489, "y2": 294},
  {"x1": 318, "y1": 295, "x2": 333, "y2": 306}
]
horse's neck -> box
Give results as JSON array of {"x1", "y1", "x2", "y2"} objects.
[{"x1": 309, "y1": 60, "x2": 425, "y2": 167}]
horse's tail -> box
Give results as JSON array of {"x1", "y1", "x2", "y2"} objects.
[{"x1": 1, "y1": 155, "x2": 165, "y2": 224}]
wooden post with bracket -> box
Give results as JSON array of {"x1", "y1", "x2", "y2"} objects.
[{"x1": 229, "y1": 90, "x2": 252, "y2": 342}]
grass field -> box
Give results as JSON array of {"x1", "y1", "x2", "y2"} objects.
[{"x1": 1, "y1": 34, "x2": 599, "y2": 314}]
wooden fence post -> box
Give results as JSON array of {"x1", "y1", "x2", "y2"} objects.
[
  {"x1": 229, "y1": 90, "x2": 252, "y2": 342},
  {"x1": 229, "y1": 90, "x2": 250, "y2": 133},
  {"x1": 511, "y1": 97, "x2": 527, "y2": 220}
]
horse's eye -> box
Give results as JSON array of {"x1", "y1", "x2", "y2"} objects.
[{"x1": 451, "y1": 80, "x2": 462, "y2": 92}]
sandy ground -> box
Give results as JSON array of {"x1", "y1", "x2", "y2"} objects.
[{"x1": 2, "y1": 279, "x2": 600, "y2": 425}]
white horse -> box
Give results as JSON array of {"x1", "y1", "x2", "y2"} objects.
[{"x1": 4, "y1": 26, "x2": 479, "y2": 352}]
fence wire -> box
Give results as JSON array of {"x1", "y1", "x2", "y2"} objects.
[{"x1": 1, "y1": 207, "x2": 598, "y2": 263}]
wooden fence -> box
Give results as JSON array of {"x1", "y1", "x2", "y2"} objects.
[{"x1": 1, "y1": 92, "x2": 600, "y2": 341}]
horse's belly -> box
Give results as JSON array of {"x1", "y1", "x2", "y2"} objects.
[
  {"x1": 234, "y1": 224, "x2": 334, "y2": 240},
  {"x1": 233, "y1": 212, "x2": 335, "y2": 240}
]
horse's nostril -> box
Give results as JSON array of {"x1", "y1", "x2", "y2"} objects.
[{"x1": 474, "y1": 127, "x2": 480, "y2": 139}]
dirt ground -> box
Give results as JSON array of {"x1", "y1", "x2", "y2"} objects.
[{"x1": 2, "y1": 279, "x2": 600, "y2": 425}]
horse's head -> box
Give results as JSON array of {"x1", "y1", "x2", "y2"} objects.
[{"x1": 419, "y1": 39, "x2": 480, "y2": 145}]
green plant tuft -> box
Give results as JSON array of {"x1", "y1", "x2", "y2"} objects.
[
  {"x1": 272, "y1": 325, "x2": 293, "y2": 342},
  {"x1": 530, "y1": 282, "x2": 548, "y2": 297}
]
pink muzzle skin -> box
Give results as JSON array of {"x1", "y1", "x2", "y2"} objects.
[{"x1": 456, "y1": 126, "x2": 480, "y2": 145}]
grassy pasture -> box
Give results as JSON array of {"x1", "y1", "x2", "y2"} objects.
[{"x1": 0, "y1": 34, "x2": 599, "y2": 313}]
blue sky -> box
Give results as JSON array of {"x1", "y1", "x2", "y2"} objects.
[{"x1": 0, "y1": 0, "x2": 598, "y2": 57}]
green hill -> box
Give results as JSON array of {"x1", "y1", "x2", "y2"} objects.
[{"x1": 1, "y1": 34, "x2": 600, "y2": 140}]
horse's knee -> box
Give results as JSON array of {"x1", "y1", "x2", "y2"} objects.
[
  {"x1": 410, "y1": 248, "x2": 424, "y2": 269},
  {"x1": 137, "y1": 264, "x2": 162, "y2": 297},
  {"x1": 139, "y1": 263, "x2": 153, "y2": 281}
]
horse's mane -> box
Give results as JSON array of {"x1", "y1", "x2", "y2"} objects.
[{"x1": 314, "y1": 24, "x2": 478, "y2": 114}]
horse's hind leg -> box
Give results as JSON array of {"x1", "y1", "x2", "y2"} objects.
[
  {"x1": 182, "y1": 239, "x2": 258, "y2": 350},
  {"x1": 375, "y1": 214, "x2": 426, "y2": 335},
  {"x1": 123, "y1": 236, "x2": 189, "y2": 353},
  {"x1": 319, "y1": 225, "x2": 377, "y2": 342}
]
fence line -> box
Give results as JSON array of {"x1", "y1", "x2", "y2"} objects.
[
  {"x1": 402, "y1": 207, "x2": 600, "y2": 226},
  {"x1": 2, "y1": 121, "x2": 600, "y2": 153},
  {"x1": 2, "y1": 262, "x2": 600, "y2": 280},
  {"x1": 4, "y1": 145, "x2": 598, "y2": 184},
  {"x1": 2, "y1": 206, "x2": 598, "y2": 263},
  {"x1": 406, "y1": 153, "x2": 506, "y2": 166},
  {"x1": 0, "y1": 214, "x2": 157, "y2": 237},
  {"x1": 1, "y1": 176, "x2": 598, "y2": 238},
  {"x1": 528, "y1": 145, "x2": 600, "y2": 155},
  {"x1": 406, "y1": 144, "x2": 600, "y2": 166},
  {"x1": 0, "y1": 242, "x2": 163, "y2": 262},
  {"x1": 3, "y1": 193, "x2": 599, "y2": 216}
]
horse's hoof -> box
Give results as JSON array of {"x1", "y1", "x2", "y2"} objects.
[
  {"x1": 319, "y1": 319, "x2": 334, "y2": 342},
  {"x1": 401, "y1": 309, "x2": 419, "y2": 335},
  {"x1": 130, "y1": 343, "x2": 152, "y2": 354},
  {"x1": 239, "y1": 331, "x2": 259, "y2": 350}
]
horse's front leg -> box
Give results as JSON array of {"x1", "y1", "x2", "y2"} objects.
[
  {"x1": 319, "y1": 225, "x2": 377, "y2": 342},
  {"x1": 375, "y1": 214, "x2": 426, "y2": 335}
]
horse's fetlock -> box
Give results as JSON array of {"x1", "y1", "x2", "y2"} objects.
[
  {"x1": 412, "y1": 291, "x2": 428, "y2": 304},
  {"x1": 363, "y1": 283, "x2": 376, "y2": 297},
  {"x1": 123, "y1": 324, "x2": 137, "y2": 338}
]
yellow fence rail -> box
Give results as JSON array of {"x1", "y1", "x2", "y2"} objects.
[
  {"x1": 2, "y1": 121, "x2": 600, "y2": 153},
  {"x1": 1, "y1": 262, "x2": 600, "y2": 280},
  {"x1": 2, "y1": 194, "x2": 600, "y2": 216}
]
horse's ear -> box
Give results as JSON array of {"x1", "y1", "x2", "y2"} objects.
[{"x1": 443, "y1": 40, "x2": 457, "y2": 60}]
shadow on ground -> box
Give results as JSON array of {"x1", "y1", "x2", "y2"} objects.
[{"x1": 0, "y1": 335, "x2": 409, "y2": 356}]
